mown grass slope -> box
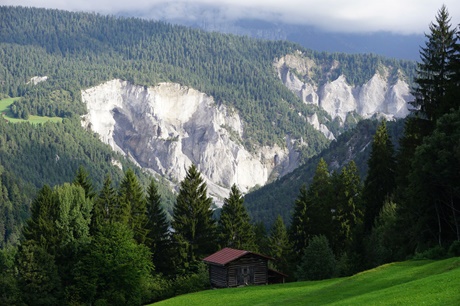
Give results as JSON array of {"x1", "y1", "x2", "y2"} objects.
[{"x1": 153, "y1": 257, "x2": 460, "y2": 305}]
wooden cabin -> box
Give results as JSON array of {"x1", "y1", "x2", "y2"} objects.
[{"x1": 203, "y1": 247, "x2": 274, "y2": 288}]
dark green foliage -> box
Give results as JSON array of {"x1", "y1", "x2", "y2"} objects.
[
  {"x1": 393, "y1": 7, "x2": 460, "y2": 257},
  {"x1": 0, "y1": 247, "x2": 21, "y2": 305},
  {"x1": 0, "y1": 115, "x2": 158, "y2": 203},
  {"x1": 412, "y1": 245, "x2": 447, "y2": 260},
  {"x1": 246, "y1": 119, "x2": 405, "y2": 228},
  {"x1": 73, "y1": 165, "x2": 96, "y2": 199},
  {"x1": 218, "y1": 184, "x2": 256, "y2": 251},
  {"x1": 268, "y1": 215, "x2": 291, "y2": 274},
  {"x1": 289, "y1": 185, "x2": 310, "y2": 260},
  {"x1": 411, "y1": 5, "x2": 458, "y2": 122},
  {"x1": 304, "y1": 159, "x2": 334, "y2": 241},
  {"x1": 145, "y1": 179, "x2": 173, "y2": 276},
  {"x1": 365, "y1": 200, "x2": 400, "y2": 267},
  {"x1": 253, "y1": 221, "x2": 270, "y2": 255},
  {"x1": 170, "y1": 262, "x2": 210, "y2": 297},
  {"x1": 118, "y1": 169, "x2": 148, "y2": 244},
  {"x1": 362, "y1": 121, "x2": 396, "y2": 233},
  {"x1": 296, "y1": 235, "x2": 336, "y2": 281},
  {"x1": 22, "y1": 185, "x2": 55, "y2": 248},
  {"x1": 404, "y1": 109, "x2": 460, "y2": 248},
  {"x1": 0, "y1": 164, "x2": 32, "y2": 247},
  {"x1": 289, "y1": 159, "x2": 363, "y2": 267},
  {"x1": 448, "y1": 241, "x2": 460, "y2": 257},
  {"x1": 16, "y1": 240, "x2": 62, "y2": 305},
  {"x1": 72, "y1": 223, "x2": 153, "y2": 306},
  {"x1": 332, "y1": 161, "x2": 364, "y2": 254},
  {"x1": 90, "y1": 175, "x2": 118, "y2": 234},
  {"x1": 172, "y1": 165, "x2": 217, "y2": 271}
]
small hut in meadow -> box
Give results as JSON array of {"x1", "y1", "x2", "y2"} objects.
[{"x1": 203, "y1": 247, "x2": 286, "y2": 288}]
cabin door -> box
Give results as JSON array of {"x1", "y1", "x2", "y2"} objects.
[{"x1": 237, "y1": 266, "x2": 254, "y2": 286}]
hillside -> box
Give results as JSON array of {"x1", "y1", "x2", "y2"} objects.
[
  {"x1": 153, "y1": 257, "x2": 460, "y2": 305},
  {"x1": 245, "y1": 118, "x2": 405, "y2": 228},
  {"x1": 0, "y1": 5, "x2": 416, "y2": 201}
]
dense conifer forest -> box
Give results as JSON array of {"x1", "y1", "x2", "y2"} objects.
[{"x1": 0, "y1": 5, "x2": 459, "y2": 306}]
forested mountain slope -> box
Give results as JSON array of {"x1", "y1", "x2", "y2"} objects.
[
  {"x1": 0, "y1": 5, "x2": 415, "y2": 207},
  {"x1": 245, "y1": 118, "x2": 406, "y2": 228},
  {"x1": 0, "y1": 7, "x2": 413, "y2": 202}
]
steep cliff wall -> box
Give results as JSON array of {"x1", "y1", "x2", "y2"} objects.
[
  {"x1": 81, "y1": 80, "x2": 300, "y2": 202},
  {"x1": 275, "y1": 54, "x2": 413, "y2": 129}
]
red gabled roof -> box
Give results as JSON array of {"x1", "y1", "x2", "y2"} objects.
[{"x1": 203, "y1": 247, "x2": 272, "y2": 266}]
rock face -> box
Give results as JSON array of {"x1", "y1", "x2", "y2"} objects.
[
  {"x1": 81, "y1": 79, "x2": 300, "y2": 202},
  {"x1": 275, "y1": 54, "x2": 413, "y2": 128}
]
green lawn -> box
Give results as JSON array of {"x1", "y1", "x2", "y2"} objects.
[
  {"x1": 153, "y1": 257, "x2": 460, "y2": 305},
  {"x1": 0, "y1": 97, "x2": 62, "y2": 124}
]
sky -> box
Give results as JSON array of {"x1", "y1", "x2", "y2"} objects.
[{"x1": 2, "y1": 0, "x2": 460, "y2": 34}]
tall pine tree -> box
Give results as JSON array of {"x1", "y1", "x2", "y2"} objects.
[
  {"x1": 90, "y1": 175, "x2": 117, "y2": 234},
  {"x1": 218, "y1": 184, "x2": 256, "y2": 251},
  {"x1": 289, "y1": 158, "x2": 333, "y2": 262},
  {"x1": 362, "y1": 121, "x2": 396, "y2": 233},
  {"x1": 172, "y1": 164, "x2": 217, "y2": 271},
  {"x1": 73, "y1": 166, "x2": 96, "y2": 200},
  {"x1": 145, "y1": 179, "x2": 172, "y2": 276},
  {"x1": 289, "y1": 185, "x2": 310, "y2": 261},
  {"x1": 411, "y1": 5, "x2": 457, "y2": 122},
  {"x1": 268, "y1": 215, "x2": 291, "y2": 274},
  {"x1": 118, "y1": 169, "x2": 147, "y2": 244},
  {"x1": 333, "y1": 161, "x2": 363, "y2": 254}
]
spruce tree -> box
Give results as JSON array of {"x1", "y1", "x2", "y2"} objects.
[
  {"x1": 268, "y1": 215, "x2": 291, "y2": 274},
  {"x1": 334, "y1": 161, "x2": 363, "y2": 254},
  {"x1": 172, "y1": 164, "x2": 217, "y2": 269},
  {"x1": 362, "y1": 121, "x2": 396, "y2": 233},
  {"x1": 22, "y1": 185, "x2": 55, "y2": 249},
  {"x1": 218, "y1": 184, "x2": 255, "y2": 251},
  {"x1": 296, "y1": 235, "x2": 336, "y2": 281},
  {"x1": 145, "y1": 179, "x2": 172, "y2": 276},
  {"x1": 306, "y1": 158, "x2": 334, "y2": 241},
  {"x1": 290, "y1": 159, "x2": 333, "y2": 262},
  {"x1": 407, "y1": 109, "x2": 460, "y2": 247},
  {"x1": 118, "y1": 169, "x2": 147, "y2": 244},
  {"x1": 90, "y1": 175, "x2": 117, "y2": 234},
  {"x1": 73, "y1": 166, "x2": 96, "y2": 199},
  {"x1": 289, "y1": 185, "x2": 310, "y2": 261},
  {"x1": 411, "y1": 5, "x2": 457, "y2": 122}
]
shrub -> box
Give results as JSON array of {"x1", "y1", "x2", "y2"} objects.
[
  {"x1": 448, "y1": 241, "x2": 460, "y2": 257},
  {"x1": 413, "y1": 245, "x2": 446, "y2": 260},
  {"x1": 296, "y1": 235, "x2": 336, "y2": 281}
]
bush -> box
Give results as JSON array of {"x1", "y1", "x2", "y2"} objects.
[
  {"x1": 173, "y1": 262, "x2": 210, "y2": 296},
  {"x1": 448, "y1": 241, "x2": 460, "y2": 257},
  {"x1": 413, "y1": 245, "x2": 446, "y2": 260},
  {"x1": 296, "y1": 235, "x2": 336, "y2": 281}
]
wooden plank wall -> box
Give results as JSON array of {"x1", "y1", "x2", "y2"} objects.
[
  {"x1": 227, "y1": 254, "x2": 268, "y2": 287},
  {"x1": 209, "y1": 264, "x2": 228, "y2": 288}
]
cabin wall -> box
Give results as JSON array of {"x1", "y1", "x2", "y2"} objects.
[
  {"x1": 227, "y1": 255, "x2": 268, "y2": 287},
  {"x1": 209, "y1": 264, "x2": 228, "y2": 288}
]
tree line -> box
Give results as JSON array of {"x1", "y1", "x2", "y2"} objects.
[
  {"x1": 0, "y1": 163, "x2": 289, "y2": 305},
  {"x1": 286, "y1": 4, "x2": 460, "y2": 278}
]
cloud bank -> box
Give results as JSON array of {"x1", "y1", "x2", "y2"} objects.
[{"x1": 4, "y1": 0, "x2": 460, "y2": 34}]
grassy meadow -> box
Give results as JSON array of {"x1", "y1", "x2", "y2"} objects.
[
  {"x1": 0, "y1": 97, "x2": 62, "y2": 124},
  {"x1": 153, "y1": 257, "x2": 460, "y2": 305}
]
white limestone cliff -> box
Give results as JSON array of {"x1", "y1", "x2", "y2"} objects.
[
  {"x1": 275, "y1": 54, "x2": 413, "y2": 132},
  {"x1": 81, "y1": 80, "x2": 300, "y2": 202}
]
